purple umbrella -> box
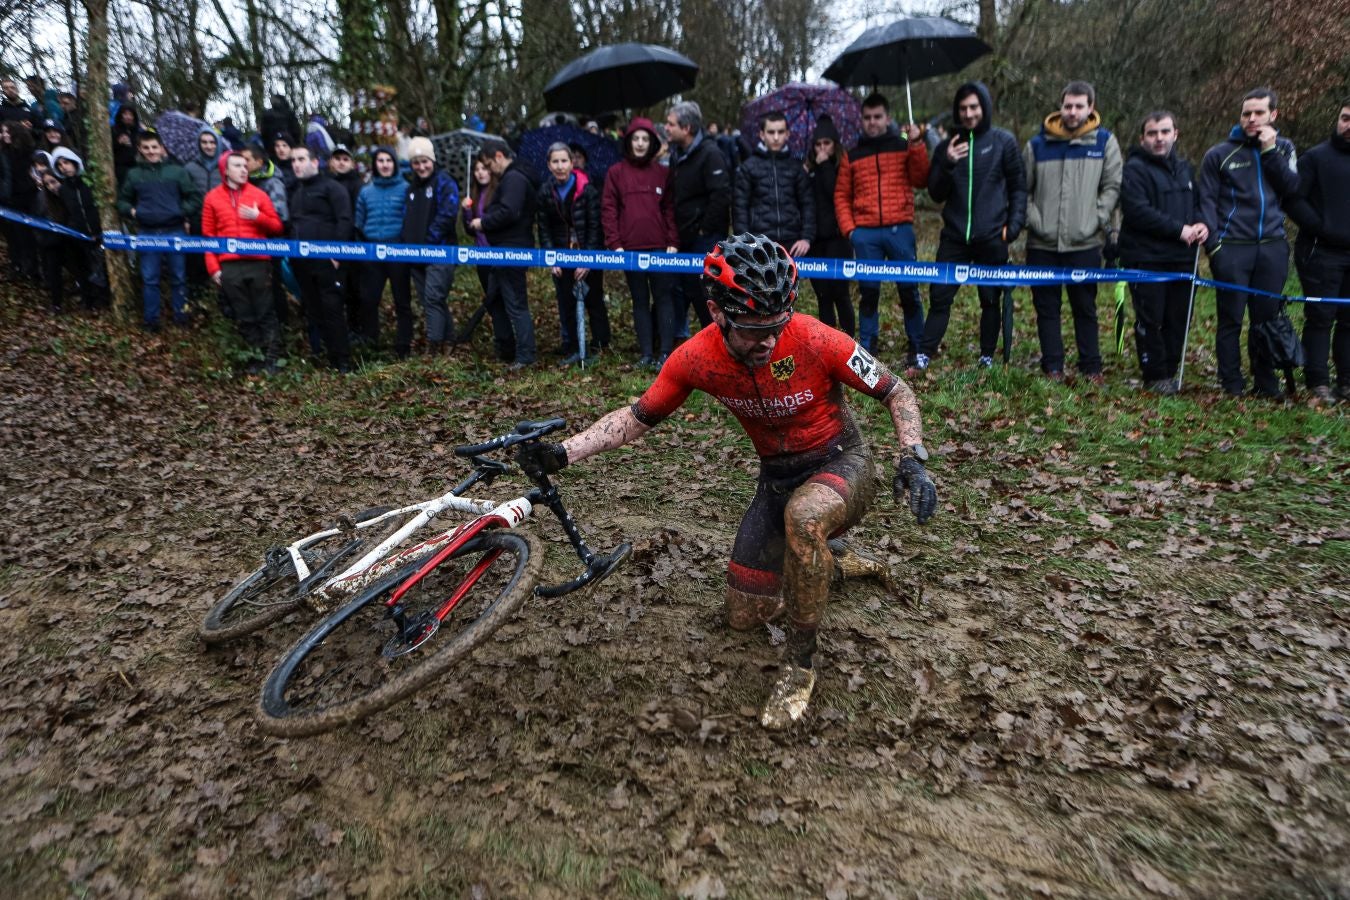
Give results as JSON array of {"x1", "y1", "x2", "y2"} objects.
[
  {"x1": 154, "y1": 110, "x2": 211, "y2": 164},
  {"x1": 518, "y1": 124, "x2": 622, "y2": 186},
  {"x1": 740, "y1": 83, "x2": 863, "y2": 156}
]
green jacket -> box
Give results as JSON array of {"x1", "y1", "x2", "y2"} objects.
[
  {"x1": 116, "y1": 158, "x2": 201, "y2": 229},
  {"x1": 1023, "y1": 111, "x2": 1122, "y2": 252}
]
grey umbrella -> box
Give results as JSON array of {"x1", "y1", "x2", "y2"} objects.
[
  {"x1": 544, "y1": 43, "x2": 698, "y2": 115},
  {"x1": 823, "y1": 16, "x2": 991, "y2": 123}
]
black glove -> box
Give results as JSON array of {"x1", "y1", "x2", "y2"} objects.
[
  {"x1": 893, "y1": 457, "x2": 937, "y2": 525},
  {"x1": 516, "y1": 441, "x2": 568, "y2": 478}
]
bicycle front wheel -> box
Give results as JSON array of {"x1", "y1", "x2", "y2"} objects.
[
  {"x1": 200, "y1": 506, "x2": 395, "y2": 644},
  {"x1": 257, "y1": 530, "x2": 542, "y2": 737}
]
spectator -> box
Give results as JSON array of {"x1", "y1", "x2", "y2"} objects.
[
  {"x1": 116, "y1": 129, "x2": 201, "y2": 331},
  {"x1": 260, "y1": 95, "x2": 301, "y2": 152},
  {"x1": 734, "y1": 110, "x2": 814, "y2": 258},
  {"x1": 57, "y1": 92, "x2": 85, "y2": 154},
  {"x1": 665, "y1": 100, "x2": 730, "y2": 338},
  {"x1": 537, "y1": 141, "x2": 611, "y2": 365},
  {"x1": 805, "y1": 116, "x2": 854, "y2": 336},
  {"x1": 919, "y1": 82, "x2": 1027, "y2": 372},
  {"x1": 394, "y1": 137, "x2": 459, "y2": 356},
  {"x1": 601, "y1": 116, "x2": 679, "y2": 369},
  {"x1": 108, "y1": 82, "x2": 133, "y2": 126},
  {"x1": 459, "y1": 156, "x2": 498, "y2": 340},
  {"x1": 26, "y1": 76, "x2": 63, "y2": 124},
  {"x1": 39, "y1": 119, "x2": 66, "y2": 154},
  {"x1": 111, "y1": 104, "x2": 140, "y2": 187},
  {"x1": 1023, "y1": 80, "x2": 1122, "y2": 382},
  {"x1": 36, "y1": 151, "x2": 101, "y2": 312},
  {"x1": 183, "y1": 126, "x2": 224, "y2": 197},
  {"x1": 270, "y1": 134, "x2": 298, "y2": 190},
  {"x1": 354, "y1": 146, "x2": 407, "y2": 349},
  {"x1": 288, "y1": 144, "x2": 354, "y2": 371},
  {"x1": 219, "y1": 117, "x2": 246, "y2": 151},
  {"x1": 470, "y1": 139, "x2": 540, "y2": 371},
  {"x1": 0, "y1": 79, "x2": 34, "y2": 127},
  {"x1": 834, "y1": 92, "x2": 929, "y2": 359},
  {"x1": 202, "y1": 151, "x2": 285, "y2": 372},
  {"x1": 1198, "y1": 87, "x2": 1301, "y2": 399},
  {"x1": 1290, "y1": 98, "x2": 1350, "y2": 403},
  {"x1": 327, "y1": 144, "x2": 366, "y2": 342},
  {"x1": 1118, "y1": 111, "x2": 1208, "y2": 395},
  {"x1": 1, "y1": 123, "x2": 40, "y2": 281},
  {"x1": 242, "y1": 143, "x2": 292, "y2": 331}
]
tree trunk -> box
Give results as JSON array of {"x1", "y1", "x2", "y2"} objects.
[
  {"x1": 64, "y1": 0, "x2": 81, "y2": 92},
  {"x1": 978, "y1": 0, "x2": 997, "y2": 44},
  {"x1": 82, "y1": 0, "x2": 135, "y2": 318}
]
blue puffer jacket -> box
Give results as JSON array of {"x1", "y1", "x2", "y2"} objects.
[{"x1": 356, "y1": 173, "x2": 408, "y2": 241}]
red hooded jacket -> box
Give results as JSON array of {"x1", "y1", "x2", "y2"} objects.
[
  {"x1": 201, "y1": 153, "x2": 284, "y2": 275},
  {"x1": 834, "y1": 127, "x2": 929, "y2": 234},
  {"x1": 601, "y1": 118, "x2": 678, "y2": 251}
]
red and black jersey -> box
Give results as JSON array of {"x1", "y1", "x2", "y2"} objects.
[{"x1": 632, "y1": 314, "x2": 899, "y2": 461}]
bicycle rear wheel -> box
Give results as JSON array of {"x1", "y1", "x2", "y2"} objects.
[
  {"x1": 200, "y1": 506, "x2": 396, "y2": 644},
  {"x1": 257, "y1": 529, "x2": 542, "y2": 737}
]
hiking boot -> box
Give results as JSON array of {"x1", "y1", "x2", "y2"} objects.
[
  {"x1": 1147, "y1": 378, "x2": 1179, "y2": 396},
  {"x1": 760, "y1": 664, "x2": 816, "y2": 730},
  {"x1": 827, "y1": 538, "x2": 891, "y2": 588}
]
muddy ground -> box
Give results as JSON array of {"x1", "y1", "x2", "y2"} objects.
[{"x1": 1, "y1": 295, "x2": 1347, "y2": 899}]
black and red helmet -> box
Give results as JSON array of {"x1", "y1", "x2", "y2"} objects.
[{"x1": 703, "y1": 233, "x2": 798, "y2": 317}]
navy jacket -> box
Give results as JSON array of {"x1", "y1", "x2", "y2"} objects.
[
  {"x1": 116, "y1": 159, "x2": 201, "y2": 228},
  {"x1": 1288, "y1": 130, "x2": 1350, "y2": 252},
  {"x1": 927, "y1": 81, "x2": 1026, "y2": 245},
  {"x1": 1119, "y1": 145, "x2": 1200, "y2": 266},
  {"x1": 1198, "y1": 126, "x2": 1299, "y2": 248},
  {"x1": 733, "y1": 146, "x2": 814, "y2": 245},
  {"x1": 481, "y1": 160, "x2": 539, "y2": 248}
]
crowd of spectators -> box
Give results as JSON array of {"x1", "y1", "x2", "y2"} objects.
[{"x1": 0, "y1": 74, "x2": 1346, "y2": 401}]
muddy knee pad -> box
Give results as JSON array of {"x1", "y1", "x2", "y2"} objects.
[{"x1": 725, "y1": 563, "x2": 784, "y2": 630}]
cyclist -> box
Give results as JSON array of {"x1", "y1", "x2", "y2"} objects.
[{"x1": 518, "y1": 233, "x2": 938, "y2": 728}]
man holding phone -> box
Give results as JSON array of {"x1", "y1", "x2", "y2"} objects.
[{"x1": 918, "y1": 82, "x2": 1026, "y2": 371}]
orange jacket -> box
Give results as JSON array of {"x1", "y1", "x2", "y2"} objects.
[
  {"x1": 834, "y1": 129, "x2": 929, "y2": 234},
  {"x1": 200, "y1": 180, "x2": 283, "y2": 275}
]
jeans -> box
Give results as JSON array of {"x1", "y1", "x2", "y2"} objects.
[
  {"x1": 675, "y1": 233, "x2": 721, "y2": 338},
  {"x1": 1296, "y1": 243, "x2": 1350, "y2": 390},
  {"x1": 811, "y1": 235, "x2": 854, "y2": 336},
  {"x1": 1126, "y1": 259, "x2": 1193, "y2": 382},
  {"x1": 220, "y1": 259, "x2": 280, "y2": 362},
  {"x1": 850, "y1": 224, "x2": 924, "y2": 354},
  {"x1": 138, "y1": 226, "x2": 188, "y2": 324},
  {"x1": 413, "y1": 263, "x2": 457, "y2": 344},
  {"x1": 486, "y1": 266, "x2": 535, "y2": 364},
  {"x1": 553, "y1": 269, "x2": 611, "y2": 354},
  {"x1": 1027, "y1": 246, "x2": 1103, "y2": 374},
  {"x1": 921, "y1": 234, "x2": 1008, "y2": 359},
  {"x1": 626, "y1": 269, "x2": 677, "y2": 358},
  {"x1": 1209, "y1": 240, "x2": 1287, "y2": 396}
]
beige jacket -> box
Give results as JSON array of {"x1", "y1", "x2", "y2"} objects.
[{"x1": 1023, "y1": 111, "x2": 1123, "y2": 252}]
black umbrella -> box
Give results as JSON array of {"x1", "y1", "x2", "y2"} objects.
[
  {"x1": 823, "y1": 16, "x2": 991, "y2": 123},
  {"x1": 543, "y1": 43, "x2": 699, "y2": 115}
]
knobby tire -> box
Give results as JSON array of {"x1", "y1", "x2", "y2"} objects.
[
  {"x1": 199, "y1": 506, "x2": 396, "y2": 644},
  {"x1": 256, "y1": 530, "x2": 542, "y2": 738}
]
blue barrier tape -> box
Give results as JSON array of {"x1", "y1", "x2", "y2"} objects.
[
  {"x1": 0, "y1": 205, "x2": 98, "y2": 242},
  {"x1": 3, "y1": 205, "x2": 1347, "y2": 303}
]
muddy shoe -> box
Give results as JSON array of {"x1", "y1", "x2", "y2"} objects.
[
  {"x1": 760, "y1": 664, "x2": 816, "y2": 730},
  {"x1": 827, "y1": 538, "x2": 892, "y2": 589}
]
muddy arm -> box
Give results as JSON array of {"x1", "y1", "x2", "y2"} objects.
[
  {"x1": 882, "y1": 380, "x2": 925, "y2": 450},
  {"x1": 562, "y1": 407, "x2": 652, "y2": 465}
]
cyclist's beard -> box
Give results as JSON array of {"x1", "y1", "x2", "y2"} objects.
[{"x1": 723, "y1": 332, "x2": 773, "y2": 368}]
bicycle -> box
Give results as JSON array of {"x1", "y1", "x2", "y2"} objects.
[{"x1": 254, "y1": 418, "x2": 631, "y2": 737}]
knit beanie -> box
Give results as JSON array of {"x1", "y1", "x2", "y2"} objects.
[
  {"x1": 407, "y1": 136, "x2": 435, "y2": 162},
  {"x1": 811, "y1": 115, "x2": 840, "y2": 144}
]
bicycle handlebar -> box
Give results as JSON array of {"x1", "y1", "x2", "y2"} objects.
[{"x1": 452, "y1": 417, "x2": 567, "y2": 458}]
